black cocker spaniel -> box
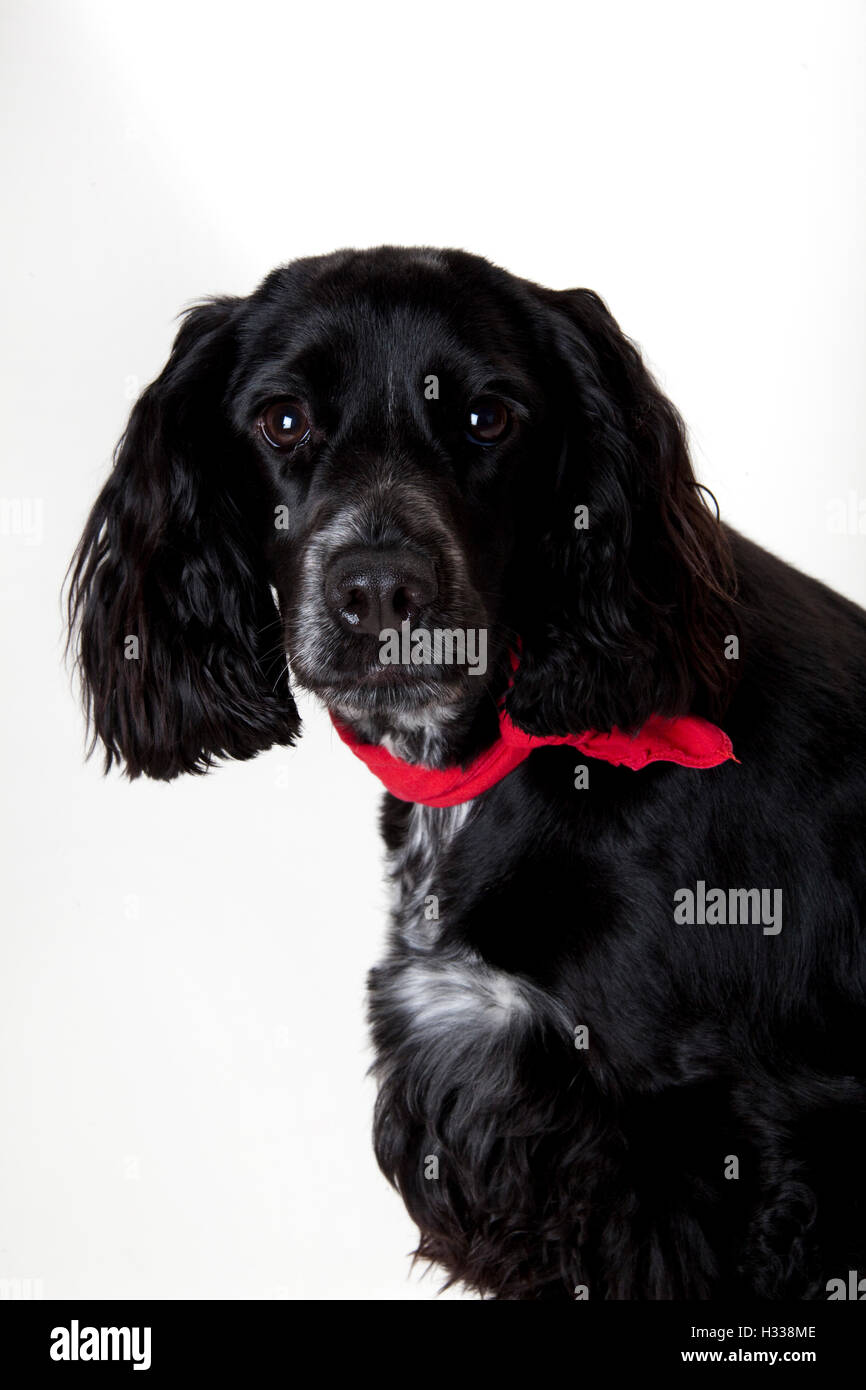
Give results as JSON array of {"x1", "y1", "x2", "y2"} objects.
[{"x1": 68, "y1": 247, "x2": 866, "y2": 1300}]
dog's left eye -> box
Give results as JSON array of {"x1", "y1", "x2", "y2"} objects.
[
  {"x1": 257, "y1": 400, "x2": 311, "y2": 451},
  {"x1": 466, "y1": 396, "x2": 511, "y2": 444}
]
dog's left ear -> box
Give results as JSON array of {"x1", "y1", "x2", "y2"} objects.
[
  {"x1": 507, "y1": 286, "x2": 738, "y2": 736},
  {"x1": 67, "y1": 298, "x2": 300, "y2": 779}
]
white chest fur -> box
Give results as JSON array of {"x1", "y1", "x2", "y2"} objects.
[
  {"x1": 389, "y1": 800, "x2": 472, "y2": 949},
  {"x1": 380, "y1": 800, "x2": 557, "y2": 1041}
]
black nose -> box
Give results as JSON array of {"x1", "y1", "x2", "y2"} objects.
[{"x1": 325, "y1": 547, "x2": 438, "y2": 635}]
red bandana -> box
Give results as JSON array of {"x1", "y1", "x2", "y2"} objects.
[{"x1": 330, "y1": 703, "x2": 736, "y2": 808}]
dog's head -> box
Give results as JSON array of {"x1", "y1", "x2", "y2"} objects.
[{"x1": 68, "y1": 246, "x2": 737, "y2": 779}]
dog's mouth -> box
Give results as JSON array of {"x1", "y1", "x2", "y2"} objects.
[
  {"x1": 292, "y1": 654, "x2": 476, "y2": 715},
  {"x1": 287, "y1": 615, "x2": 494, "y2": 721}
]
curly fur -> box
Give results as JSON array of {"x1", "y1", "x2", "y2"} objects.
[{"x1": 67, "y1": 246, "x2": 866, "y2": 1299}]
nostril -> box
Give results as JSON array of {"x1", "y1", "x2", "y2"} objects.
[
  {"x1": 392, "y1": 575, "x2": 437, "y2": 623},
  {"x1": 341, "y1": 586, "x2": 367, "y2": 625},
  {"x1": 391, "y1": 585, "x2": 413, "y2": 623}
]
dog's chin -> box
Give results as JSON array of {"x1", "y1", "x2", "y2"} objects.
[{"x1": 295, "y1": 664, "x2": 473, "y2": 723}]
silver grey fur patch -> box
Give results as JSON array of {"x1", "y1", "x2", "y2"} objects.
[
  {"x1": 389, "y1": 800, "x2": 473, "y2": 949},
  {"x1": 381, "y1": 797, "x2": 569, "y2": 1044}
]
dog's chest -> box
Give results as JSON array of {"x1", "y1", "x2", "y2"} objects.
[
  {"x1": 369, "y1": 799, "x2": 574, "y2": 1238},
  {"x1": 389, "y1": 800, "x2": 470, "y2": 949},
  {"x1": 374, "y1": 800, "x2": 553, "y2": 1045}
]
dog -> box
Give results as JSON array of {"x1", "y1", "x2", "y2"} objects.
[{"x1": 68, "y1": 247, "x2": 866, "y2": 1300}]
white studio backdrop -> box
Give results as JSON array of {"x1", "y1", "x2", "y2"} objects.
[{"x1": 1, "y1": 0, "x2": 864, "y2": 1299}]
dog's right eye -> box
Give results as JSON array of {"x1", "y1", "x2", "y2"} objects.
[
  {"x1": 466, "y1": 396, "x2": 512, "y2": 444},
  {"x1": 257, "y1": 400, "x2": 311, "y2": 451}
]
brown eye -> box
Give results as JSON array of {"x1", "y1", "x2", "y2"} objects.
[
  {"x1": 258, "y1": 400, "x2": 311, "y2": 450},
  {"x1": 466, "y1": 396, "x2": 511, "y2": 444}
]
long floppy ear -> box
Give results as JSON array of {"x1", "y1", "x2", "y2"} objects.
[
  {"x1": 67, "y1": 298, "x2": 300, "y2": 779},
  {"x1": 506, "y1": 287, "x2": 738, "y2": 736}
]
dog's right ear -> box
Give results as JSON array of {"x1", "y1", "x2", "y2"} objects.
[
  {"x1": 506, "y1": 286, "x2": 738, "y2": 737},
  {"x1": 66, "y1": 298, "x2": 300, "y2": 780}
]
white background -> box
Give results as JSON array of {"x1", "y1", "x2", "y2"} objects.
[{"x1": 1, "y1": 0, "x2": 864, "y2": 1300}]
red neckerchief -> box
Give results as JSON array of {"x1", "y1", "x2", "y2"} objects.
[{"x1": 330, "y1": 687, "x2": 736, "y2": 808}]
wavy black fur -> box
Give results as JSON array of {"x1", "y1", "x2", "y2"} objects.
[{"x1": 67, "y1": 247, "x2": 866, "y2": 1299}]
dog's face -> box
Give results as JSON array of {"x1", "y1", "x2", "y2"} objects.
[
  {"x1": 227, "y1": 249, "x2": 545, "y2": 728},
  {"x1": 68, "y1": 246, "x2": 736, "y2": 779}
]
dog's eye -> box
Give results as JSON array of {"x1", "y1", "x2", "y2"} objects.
[
  {"x1": 258, "y1": 400, "x2": 311, "y2": 451},
  {"x1": 466, "y1": 396, "x2": 511, "y2": 444}
]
